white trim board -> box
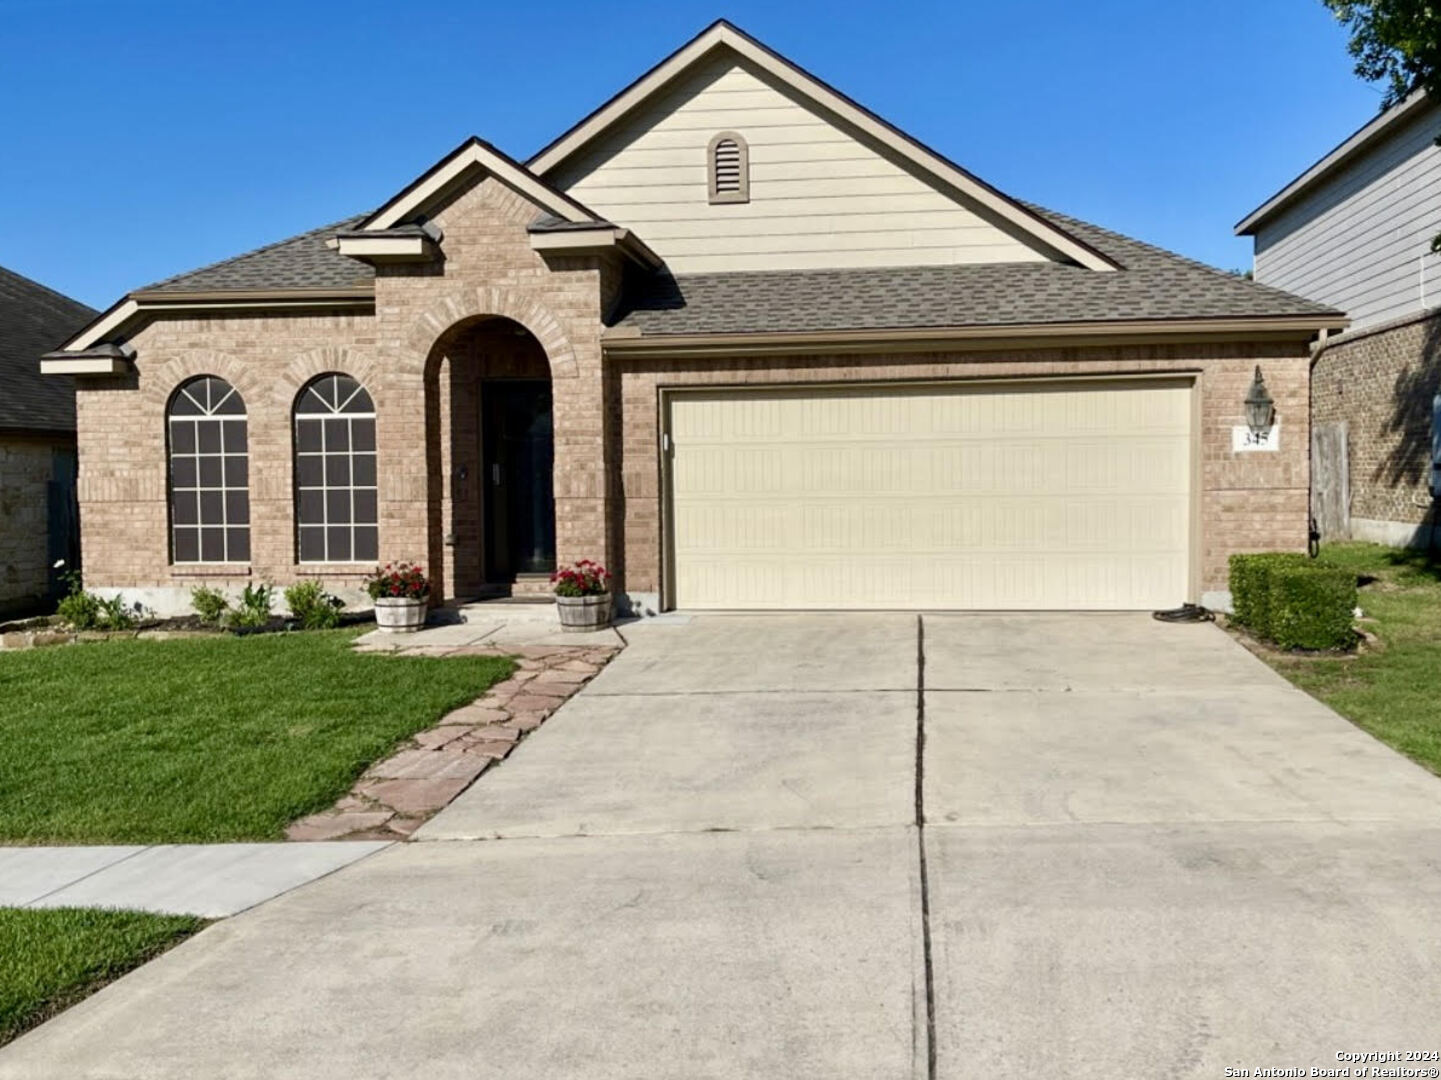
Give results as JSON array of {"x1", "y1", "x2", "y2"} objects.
[{"x1": 361, "y1": 139, "x2": 600, "y2": 232}]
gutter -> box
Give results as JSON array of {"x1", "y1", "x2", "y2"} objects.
[
  {"x1": 128, "y1": 286, "x2": 375, "y2": 305},
  {"x1": 602, "y1": 314, "x2": 1349, "y2": 358},
  {"x1": 57, "y1": 288, "x2": 376, "y2": 354}
]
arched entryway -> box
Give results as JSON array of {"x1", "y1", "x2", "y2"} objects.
[{"x1": 425, "y1": 316, "x2": 555, "y2": 601}]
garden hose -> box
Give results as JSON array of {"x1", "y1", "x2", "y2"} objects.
[{"x1": 1151, "y1": 603, "x2": 1214, "y2": 623}]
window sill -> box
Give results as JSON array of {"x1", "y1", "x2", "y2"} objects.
[
  {"x1": 169, "y1": 565, "x2": 252, "y2": 579},
  {"x1": 293, "y1": 564, "x2": 374, "y2": 577}
]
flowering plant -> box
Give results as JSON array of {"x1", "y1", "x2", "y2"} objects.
[
  {"x1": 364, "y1": 561, "x2": 430, "y2": 601},
  {"x1": 551, "y1": 559, "x2": 610, "y2": 598}
]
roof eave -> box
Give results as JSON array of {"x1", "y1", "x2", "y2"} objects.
[
  {"x1": 57, "y1": 288, "x2": 376, "y2": 353},
  {"x1": 527, "y1": 224, "x2": 664, "y2": 269},
  {"x1": 1236, "y1": 89, "x2": 1434, "y2": 235},
  {"x1": 602, "y1": 314, "x2": 1349, "y2": 358},
  {"x1": 359, "y1": 137, "x2": 603, "y2": 233}
]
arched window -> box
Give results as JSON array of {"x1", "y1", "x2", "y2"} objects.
[
  {"x1": 168, "y1": 375, "x2": 249, "y2": 563},
  {"x1": 294, "y1": 373, "x2": 378, "y2": 563},
  {"x1": 708, "y1": 131, "x2": 749, "y2": 204}
]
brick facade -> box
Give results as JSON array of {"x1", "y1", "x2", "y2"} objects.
[
  {"x1": 612, "y1": 342, "x2": 1311, "y2": 609},
  {"x1": 0, "y1": 433, "x2": 71, "y2": 616},
  {"x1": 72, "y1": 171, "x2": 1313, "y2": 615},
  {"x1": 1311, "y1": 309, "x2": 1441, "y2": 537}
]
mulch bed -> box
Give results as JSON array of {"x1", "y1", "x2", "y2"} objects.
[{"x1": 0, "y1": 612, "x2": 375, "y2": 650}]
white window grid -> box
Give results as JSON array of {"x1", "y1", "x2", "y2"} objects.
[
  {"x1": 294, "y1": 378, "x2": 378, "y2": 564},
  {"x1": 168, "y1": 381, "x2": 249, "y2": 565}
]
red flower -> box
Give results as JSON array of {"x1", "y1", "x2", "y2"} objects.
[
  {"x1": 552, "y1": 559, "x2": 610, "y2": 598},
  {"x1": 364, "y1": 560, "x2": 430, "y2": 601}
]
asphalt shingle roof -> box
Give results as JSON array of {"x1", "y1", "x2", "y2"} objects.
[
  {"x1": 140, "y1": 215, "x2": 374, "y2": 294},
  {"x1": 0, "y1": 265, "x2": 96, "y2": 433},
  {"x1": 611, "y1": 205, "x2": 1341, "y2": 335},
  {"x1": 119, "y1": 202, "x2": 1339, "y2": 335}
]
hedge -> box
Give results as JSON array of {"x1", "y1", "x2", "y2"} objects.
[
  {"x1": 1228, "y1": 552, "x2": 1310, "y2": 639},
  {"x1": 1228, "y1": 552, "x2": 1356, "y2": 651},
  {"x1": 1267, "y1": 564, "x2": 1358, "y2": 651}
]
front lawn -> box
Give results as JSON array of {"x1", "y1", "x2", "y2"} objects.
[
  {"x1": 0, "y1": 907, "x2": 202, "y2": 1046},
  {"x1": 0, "y1": 630, "x2": 512, "y2": 843},
  {"x1": 1260, "y1": 542, "x2": 1441, "y2": 776}
]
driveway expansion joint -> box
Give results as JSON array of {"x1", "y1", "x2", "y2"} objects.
[{"x1": 914, "y1": 614, "x2": 937, "y2": 1080}]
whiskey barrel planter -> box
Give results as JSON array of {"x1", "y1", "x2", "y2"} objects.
[
  {"x1": 374, "y1": 597, "x2": 427, "y2": 633},
  {"x1": 555, "y1": 593, "x2": 612, "y2": 632}
]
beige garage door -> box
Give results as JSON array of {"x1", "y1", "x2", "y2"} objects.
[{"x1": 666, "y1": 379, "x2": 1193, "y2": 610}]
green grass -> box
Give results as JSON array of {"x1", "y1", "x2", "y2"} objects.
[
  {"x1": 1262, "y1": 542, "x2": 1441, "y2": 776},
  {"x1": 0, "y1": 907, "x2": 202, "y2": 1046},
  {"x1": 0, "y1": 629, "x2": 512, "y2": 843}
]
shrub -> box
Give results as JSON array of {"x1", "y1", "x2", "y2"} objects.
[
  {"x1": 364, "y1": 562, "x2": 430, "y2": 601},
  {"x1": 284, "y1": 580, "x2": 344, "y2": 629},
  {"x1": 1229, "y1": 552, "x2": 1311, "y2": 638},
  {"x1": 551, "y1": 559, "x2": 610, "y2": 598},
  {"x1": 190, "y1": 585, "x2": 231, "y2": 625},
  {"x1": 96, "y1": 595, "x2": 135, "y2": 631},
  {"x1": 56, "y1": 589, "x2": 101, "y2": 631},
  {"x1": 54, "y1": 562, "x2": 101, "y2": 630},
  {"x1": 231, "y1": 583, "x2": 274, "y2": 629},
  {"x1": 1268, "y1": 564, "x2": 1357, "y2": 651}
]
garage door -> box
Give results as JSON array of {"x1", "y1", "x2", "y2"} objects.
[{"x1": 666, "y1": 379, "x2": 1193, "y2": 610}]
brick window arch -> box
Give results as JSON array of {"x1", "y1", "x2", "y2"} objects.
[
  {"x1": 167, "y1": 375, "x2": 249, "y2": 563},
  {"x1": 293, "y1": 373, "x2": 378, "y2": 563}
]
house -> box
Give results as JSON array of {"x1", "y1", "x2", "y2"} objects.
[
  {"x1": 1237, "y1": 91, "x2": 1441, "y2": 548},
  {"x1": 0, "y1": 265, "x2": 94, "y2": 619},
  {"x1": 41, "y1": 21, "x2": 1343, "y2": 616}
]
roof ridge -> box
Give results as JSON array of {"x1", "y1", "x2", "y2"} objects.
[{"x1": 139, "y1": 212, "x2": 371, "y2": 293}]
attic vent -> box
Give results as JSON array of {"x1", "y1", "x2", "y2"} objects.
[{"x1": 708, "y1": 131, "x2": 749, "y2": 204}]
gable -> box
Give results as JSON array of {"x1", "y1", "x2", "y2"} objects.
[{"x1": 549, "y1": 49, "x2": 1061, "y2": 274}]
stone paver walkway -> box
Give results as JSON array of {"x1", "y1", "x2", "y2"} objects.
[
  {"x1": 0, "y1": 842, "x2": 389, "y2": 918},
  {"x1": 286, "y1": 640, "x2": 620, "y2": 841}
]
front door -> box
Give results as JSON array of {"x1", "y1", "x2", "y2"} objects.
[{"x1": 482, "y1": 380, "x2": 556, "y2": 580}]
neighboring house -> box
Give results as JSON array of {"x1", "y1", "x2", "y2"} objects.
[
  {"x1": 0, "y1": 266, "x2": 94, "y2": 618},
  {"x1": 1237, "y1": 91, "x2": 1441, "y2": 547},
  {"x1": 42, "y1": 21, "x2": 1342, "y2": 616}
]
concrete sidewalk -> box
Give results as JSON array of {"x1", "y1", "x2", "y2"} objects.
[{"x1": 0, "y1": 843, "x2": 389, "y2": 917}]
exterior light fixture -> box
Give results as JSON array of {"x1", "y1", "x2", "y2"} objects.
[{"x1": 1244, "y1": 366, "x2": 1275, "y2": 438}]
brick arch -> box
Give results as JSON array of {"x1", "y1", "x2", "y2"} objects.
[
  {"x1": 272, "y1": 347, "x2": 382, "y2": 408},
  {"x1": 141, "y1": 351, "x2": 269, "y2": 414},
  {"x1": 404, "y1": 286, "x2": 579, "y2": 379}
]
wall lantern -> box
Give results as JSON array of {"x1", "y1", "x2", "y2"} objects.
[{"x1": 1244, "y1": 366, "x2": 1275, "y2": 437}]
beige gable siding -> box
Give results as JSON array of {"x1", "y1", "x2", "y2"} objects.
[{"x1": 549, "y1": 52, "x2": 1055, "y2": 273}]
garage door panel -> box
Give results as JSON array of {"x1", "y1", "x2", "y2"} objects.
[{"x1": 669, "y1": 381, "x2": 1192, "y2": 610}]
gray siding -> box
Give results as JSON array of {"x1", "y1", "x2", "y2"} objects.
[{"x1": 1254, "y1": 103, "x2": 1441, "y2": 330}]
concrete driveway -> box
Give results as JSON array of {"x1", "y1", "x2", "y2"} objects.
[{"x1": 4, "y1": 614, "x2": 1441, "y2": 1079}]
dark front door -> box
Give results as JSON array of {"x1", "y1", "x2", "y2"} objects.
[{"x1": 482, "y1": 380, "x2": 556, "y2": 580}]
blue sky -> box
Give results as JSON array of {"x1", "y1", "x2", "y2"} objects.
[{"x1": 0, "y1": 0, "x2": 1387, "y2": 310}]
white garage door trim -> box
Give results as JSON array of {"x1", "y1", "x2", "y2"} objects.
[{"x1": 659, "y1": 375, "x2": 1199, "y2": 612}]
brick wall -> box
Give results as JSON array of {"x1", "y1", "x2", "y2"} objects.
[
  {"x1": 1311, "y1": 309, "x2": 1441, "y2": 529},
  {"x1": 73, "y1": 173, "x2": 617, "y2": 611},
  {"x1": 0, "y1": 433, "x2": 70, "y2": 615},
  {"x1": 71, "y1": 168, "x2": 1312, "y2": 614}
]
